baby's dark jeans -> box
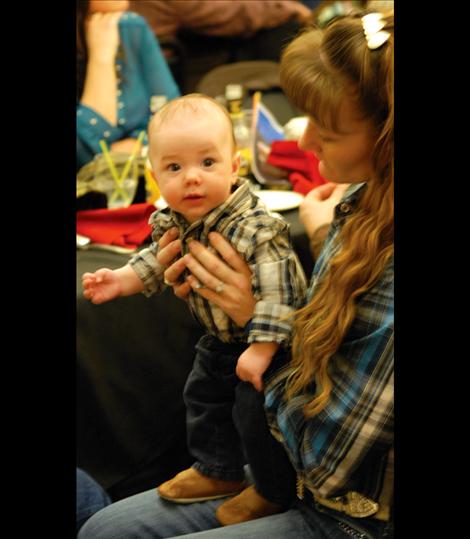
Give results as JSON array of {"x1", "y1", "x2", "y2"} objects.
[{"x1": 183, "y1": 334, "x2": 296, "y2": 507}]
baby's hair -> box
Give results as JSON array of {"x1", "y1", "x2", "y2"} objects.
[{"x1": 149, "y1": 93, "x2": 236, "y2": 152}]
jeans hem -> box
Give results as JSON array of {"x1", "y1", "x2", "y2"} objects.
[
  {"x1": 192, "y1": 462, "x2": 246, "y2": 482},
  {"x1": 254, "y1": 484, "x2": 296, "y2": 508}
]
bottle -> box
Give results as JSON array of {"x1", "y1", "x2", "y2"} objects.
[
  {"x1": 225, "y1": 84, "x2": 252, "y2": 177},
  {"x1": 145, "y1": 95, "x2": 168, "y2": 204},
  {"x1": 150, "y1": 94, "x2": 168, "y2": 114}
]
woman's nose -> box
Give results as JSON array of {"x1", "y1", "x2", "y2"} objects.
[{"x1": 298, "y1": 122, "x2": 322, "y2": 156}]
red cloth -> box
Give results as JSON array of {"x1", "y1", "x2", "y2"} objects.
[
  {"x1": 76, "y1": 203, "x2": 156, "y2": 249},
  {"x1": 267, "y1": 140, "x2": 327, "y2": 195}
]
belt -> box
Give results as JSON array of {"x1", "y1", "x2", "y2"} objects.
[{"x1": 297, "y1": 478, "x2": 389, "y2": 521}]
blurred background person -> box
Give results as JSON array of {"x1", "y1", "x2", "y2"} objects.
[
  {"x1": 129, "y1": 0, "x2": 314, "y2": 92},
  {"x1": 129, "y1": 0, "x2": 312, "y2": 41},
  {"x1": 76, "y1": 0, "x2": 180, "y2": 170}
]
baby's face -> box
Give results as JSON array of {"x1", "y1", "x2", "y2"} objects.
[{"x1": 149, "y1": 109, "x2": 239, "y2": 224}]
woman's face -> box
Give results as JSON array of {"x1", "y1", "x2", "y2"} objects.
[
  {"x1": 88, "y1": 0, "x2": 129, "y2": 13},
  {"x1": 298, "y1": 97, "x2": 377, "y2": 184}
]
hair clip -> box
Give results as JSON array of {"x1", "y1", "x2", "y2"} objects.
[{"x1": 362, "y1": 13, "x2": 390, "y2": 50}]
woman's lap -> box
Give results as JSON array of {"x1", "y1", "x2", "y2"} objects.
[
  {"x1": 77, "y1": 488, "x2": 315, "y2": 539},
  {"x1": 76, "y1": 468, "x2": 112, "y2": 533}
]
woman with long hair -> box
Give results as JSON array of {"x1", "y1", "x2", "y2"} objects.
[
  {"x1": 79, "y1": 8, "x2": 394, "y2": 539},
  {"x1": 76, "y1": 0, "x2": 180, "y2": 170}
]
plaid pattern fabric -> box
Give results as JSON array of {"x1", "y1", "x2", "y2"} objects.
[
  {"x1": 129, "y1": 179, "x2": 307, "y2": 344},
  {"x1": 264, "y1": 183, "x2": 394, "y2": 507}
]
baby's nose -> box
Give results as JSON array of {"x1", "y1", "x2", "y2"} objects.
[{"x1": 183, "y1": 167, "x2": 202, "y2": 185}]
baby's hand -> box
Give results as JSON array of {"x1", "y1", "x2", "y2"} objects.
[
  {"x1": 236, "y1": 342, "x2": 279, "y2": 392},
  {"x1": 82, "y1": 268, "x2": 122, "y2": 304}
]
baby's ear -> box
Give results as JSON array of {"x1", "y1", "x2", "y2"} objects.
[{"x1": 231, "y1": 152, "x2": 240, "y2": 181}]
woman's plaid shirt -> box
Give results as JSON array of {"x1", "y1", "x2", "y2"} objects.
[
  {"x1": 129, "y1": 179, "x2": 307, "y2": 345},
  {"x1": 264, "y1": 183, "x2": 394, "y2": 516}
]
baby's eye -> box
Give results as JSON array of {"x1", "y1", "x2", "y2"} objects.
[
  {"x1": 167, "y1": 163, "x2": 181, "y2": 172},
  {"x1": 202, "y1": 158, "x2": 215, "y2": 167}
]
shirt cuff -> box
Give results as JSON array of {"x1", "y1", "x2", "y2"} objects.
[
  {"x1": 247, "y1": 301, "x2": 294, "y2": 345},
  {"x1": 129, "y1": 247, "x2": 165, "y2": 297},
  {"x1": 77, "y1": 104, "x2": 121, "y2": 152}
]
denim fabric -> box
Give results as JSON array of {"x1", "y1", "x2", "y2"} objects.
[
  {"x1": 78, "y1": 487, "x2": 389, "y2": 539},
  {"x1": 76, "y1": 468, "x2": 112, "y2": 533},
  {"x1": 295, "y1": 497, "x2": 390, "y2": 539},
  {"x1": 185, "y1": 334, "x2": 296, "y2": 505}
]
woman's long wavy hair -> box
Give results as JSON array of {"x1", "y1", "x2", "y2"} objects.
[{"x1": 281, "y1": 11, "x2": 394, "y2": 417}]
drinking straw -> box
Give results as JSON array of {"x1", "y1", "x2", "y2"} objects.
[
  {"x1": 99, "y1": 139, "x2": 129, "y2": 205},
  {"x1": 99, "y1": 139, "x2": 121, "y2": 186},
  {"x1": 108, "y1": 131, "x2": 145, "y2": 206},
  {"x1": 118, "y1": 130, "x2": 145, "y2": 185},
  {"x1": 251, "y1": 91, "x2": 262, "y2": 129}
]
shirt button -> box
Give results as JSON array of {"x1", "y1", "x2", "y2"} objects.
[
  {"x1": 339, "y1": 202, "x2": 351, "y2": 214},
  {"x1": 118, "y1": 102, "x2": 124, "y2": 109},
  {"x1": 117, "y1": 89, "x2": 122, "y2": 96},
  {"x1": 103, "y1": 131, "x2": 111, "y2": 138},
  {"x1": 77, "y1": 110, "x2": 83, "y2": 116},
  {"x1": 118, "y1": 118, "x2": 126, "y2": 125},
  {"x1": 116, "y1": 64, "x2": 122, "y2": 71},
  {"x1": 89, "y1": 118, "x2": 98, "y2": 125}
]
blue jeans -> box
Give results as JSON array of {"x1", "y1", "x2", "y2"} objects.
[
  {"x1": 185, "y1": 335, "x2": 296, "y2": 506},
  {"x1": 76, "y1": 468, "x2": 112, "y2": 533},
  {"x1": 77, "y1": 487, "x2": 391, "y2": 538}
]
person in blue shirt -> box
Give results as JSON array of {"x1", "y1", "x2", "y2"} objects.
[
  {"x1": 78, "y1": 8, "x2": 394, "y2": 539},
  {"x1": 76, "y1": 0, "x2": 180, "y2": 170}
]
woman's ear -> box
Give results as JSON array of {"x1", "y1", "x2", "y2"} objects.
[{"x1": 231, "y1": 152, "x2": 240, "y2": 182}]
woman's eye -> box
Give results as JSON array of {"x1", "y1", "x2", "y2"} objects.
[
  {"x1": 168, "y1": 163, "x2": 180, "y2": 171},
  {"x1": 319, "y1": 135, "x2": 335, "y2": 143},
  {"x1": 202, "y1": 158, "x2": 215, "y2": 167}
]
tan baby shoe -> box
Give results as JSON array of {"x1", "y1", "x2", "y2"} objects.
[
  {"x1": 216, "y1": 485, "x2": 283, "y2": 526},
  {"x1": 157, "y1": 467, "x2": 246, "y2": 504}
]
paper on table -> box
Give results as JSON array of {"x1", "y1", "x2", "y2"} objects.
[
  {"x1": 255, "y1": 190, "x2": 304, "y2": 212},
  {"x1": 250, "y1": 99, "x2": 291, "y2": 189}
]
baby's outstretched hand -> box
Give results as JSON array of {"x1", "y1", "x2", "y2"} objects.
[{"x1": 82, "y1": 268, "x2": 122, "y2": 304}]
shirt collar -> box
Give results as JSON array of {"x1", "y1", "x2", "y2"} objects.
[
  {"x1": 333, "y1": 182, "x2": 367, "y2": 222},
  {"x1": 169, "y1": 178, "x2": 251, "y2": 232}
]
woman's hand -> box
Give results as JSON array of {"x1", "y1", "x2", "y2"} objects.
[
  {"x1": 185, "y1": 233, "x2": 256, "y2": 327},
  {"x1": 157, "y1": 230, "x2": 256, "y2": 327},
  {"x1": 299, "y1": 182, "x2": 350, "y2": 239},
  {"x1": 157, "y1": 228, "x2": 191, "y2": 300},
  {"x1": 85, "y1": 12, "x2": 122, "y2": 63},
  {"x1": 80, "y1": 11, "x2": 122, "y2": 124}
]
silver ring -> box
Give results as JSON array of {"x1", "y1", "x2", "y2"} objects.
[
  {"x1": 164, "y1": 278, "x2": 176, "y2": 286},
  {"x1": 215, "y1": 283, "x2": 225, "y2": 294}
]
